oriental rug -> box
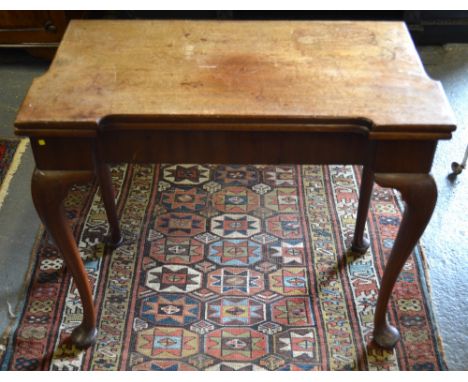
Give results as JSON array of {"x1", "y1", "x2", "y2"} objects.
[
  {"x1": 0, "y1": 164, "x2": 446, "y2": 370},
  {"x1": 0, "y1": 138, "x2": 27, "y2": 210}
]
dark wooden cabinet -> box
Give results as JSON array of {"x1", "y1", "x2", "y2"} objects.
[
  {"x1": 0, "y1": 11, "x2": 87, "y2": 59},
  {"x1": 1, "y1": 10, "x2": 467, "y2": 56},
  {"x1": 0, "y1": 11, "x2": 69, "y2": 47}
]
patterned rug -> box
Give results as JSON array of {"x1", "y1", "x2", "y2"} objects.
[
  {"x1": 0, "y1": 139, "x2": 25, "y2": 209},
  {"x1": 0, "y1": 164, "x2": 446, "y2": 370}
]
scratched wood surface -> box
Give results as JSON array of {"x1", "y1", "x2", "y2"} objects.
[{"x1": 15, "y1": 20, "x2": 456, "y2": 134}]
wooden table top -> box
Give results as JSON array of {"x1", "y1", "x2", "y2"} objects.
[{"x1": 16, "y1": 20, "x2": 456, "y2": 137}]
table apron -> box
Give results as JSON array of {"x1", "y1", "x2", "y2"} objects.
[{"x1": 29, "y1": 131, "x2": 437, "y2": 173}]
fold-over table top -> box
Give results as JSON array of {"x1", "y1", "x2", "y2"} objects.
[{"x1": 15, "y1": 20, "x2": 456, "y2": 135}]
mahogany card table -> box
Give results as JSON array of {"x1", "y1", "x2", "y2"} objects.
[{"x1": 14, "y1": 20, "x2": 456, "y2": 349}]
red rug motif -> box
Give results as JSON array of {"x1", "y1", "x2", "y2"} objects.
[
  {"x1": 1, "y1": 164, "x2": 446, "y2": 370},
  {"x1": 0, "y1": 139, "x2": 19, "y2": 188}
]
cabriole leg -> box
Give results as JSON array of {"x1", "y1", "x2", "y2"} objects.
[
  {"x1": 31, "y1": 168, "x2": 97, "y2": 348},
  {"x1": 351, "y1": 165, "x2": 374, "y2": 254},
  {"x1": 94, "y1": 161, "x2": 123, "y2": 247},
  {"x1": 372, "y1": 173, "x2": 437, "y2": 348},
  {"x1": 93, "y1": 143, "x2": 122, "y2": 248}
]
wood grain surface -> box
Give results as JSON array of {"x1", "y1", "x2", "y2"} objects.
[{"x1": 15, "y1": 20, "x2": 456, "y2": 135}]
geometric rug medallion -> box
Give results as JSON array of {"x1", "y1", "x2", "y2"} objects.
[{"x1": 0, "y1": 164, "x2": 446, "y2": 370}]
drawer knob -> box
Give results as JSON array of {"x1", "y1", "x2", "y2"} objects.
[{"x1": 44, "y1": 21, "x2": 57, "y2": 33}]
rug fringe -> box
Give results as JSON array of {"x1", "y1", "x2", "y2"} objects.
[{"x1": 0, "y1": 138, "x2": 29, "y2": 210}]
